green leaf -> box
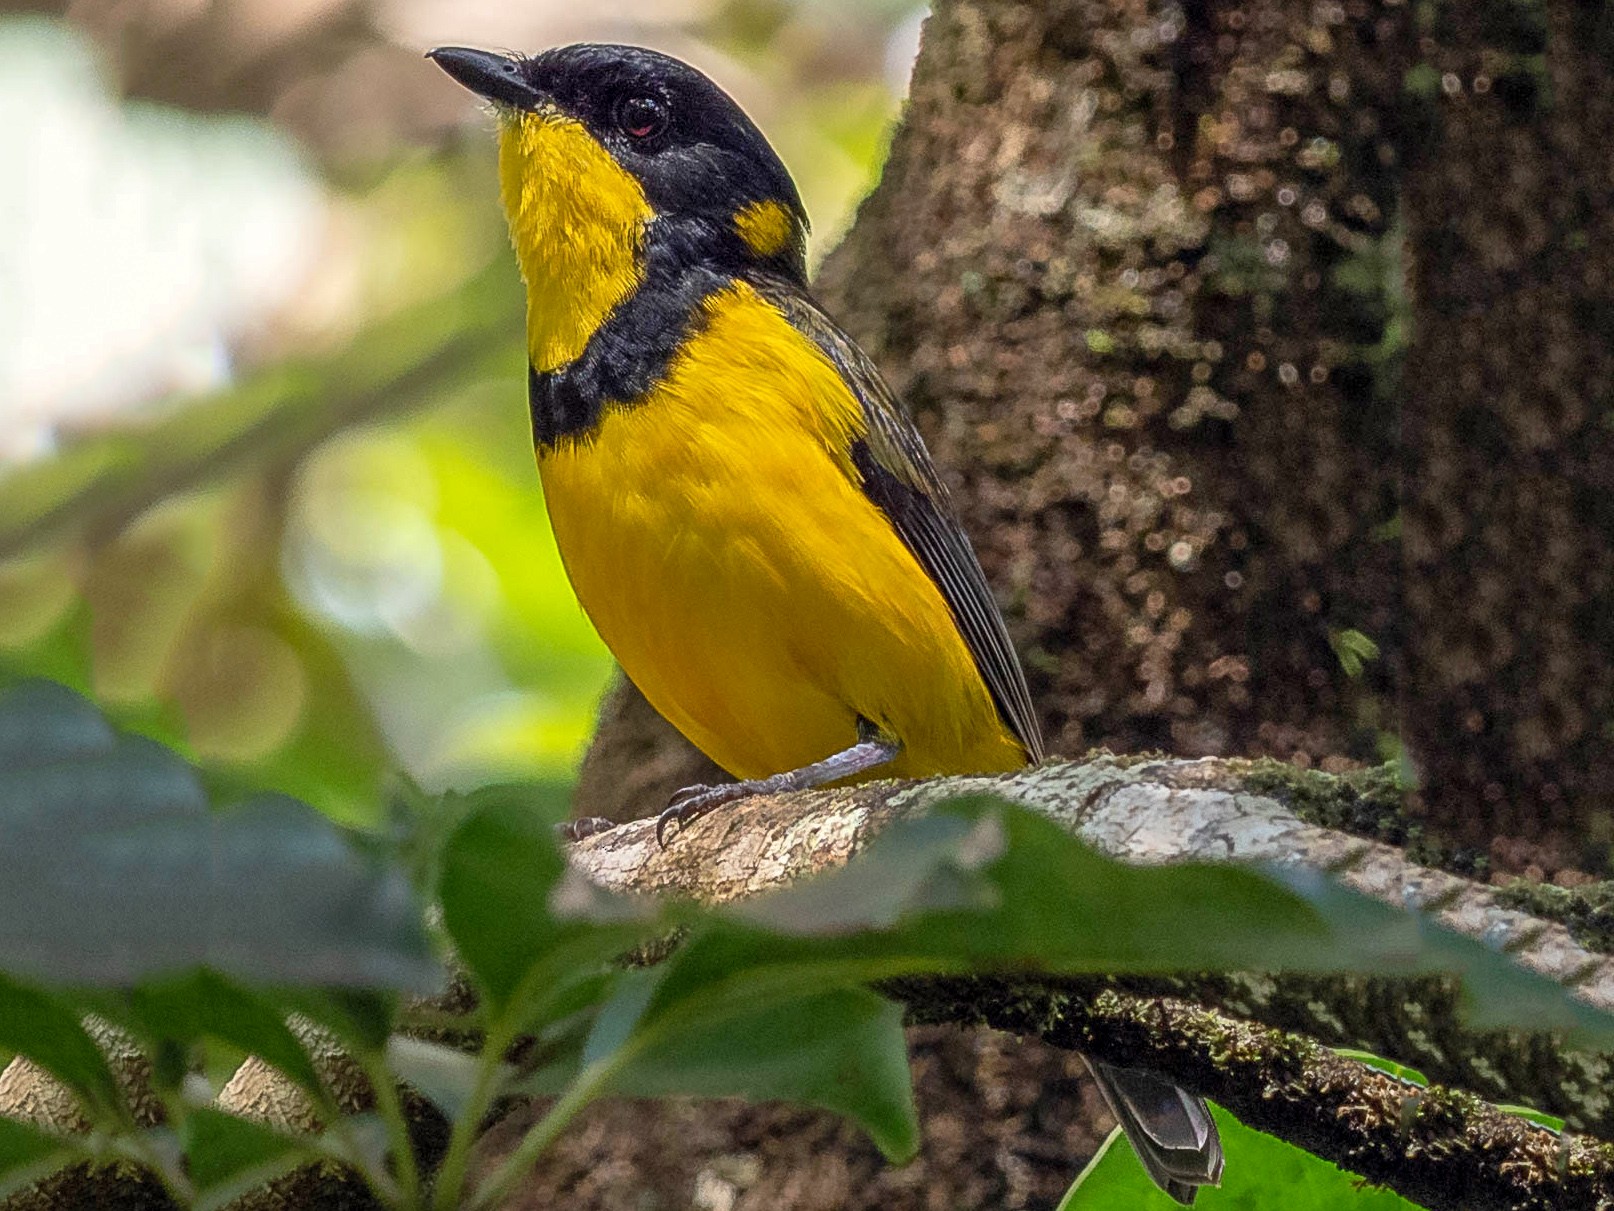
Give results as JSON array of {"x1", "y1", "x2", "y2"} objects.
[
  {"x1": 127, "y1": 972, "x2": 326, "y2": 1106},
  {"x1": 439, "y1": 792, "x2": 643, "y2": 1024},
  {"x1": 1440, "y1": 934, "x2": 1614, "y2": 1047},
  {"x1": 1059, "y1": 1106, "x2": 1425, "y2": 1210},
  {"x1": 519, "y1": 972, "x2": 919, "y2": 1162},
  {"x1": 1287, "y1": 876, "x2": 1614, "y2": 1046},
  {"x1": 1328, "y1": 629, "x2": 1381, "y2": 678},
  {"x1": 499, "y1": 932, "x2": 920, "y2": 1161},
  {"x1": 582, "y1": 971, "x2": 661, "y2": 1070},
  {"x1": 385, "y1": 1036, "x2": 503, "y2": 1121},
  {"x1": 0, "y1": 974, "x2": 122, "y2": 1121},
  {"x1": 681, "y1": 797, "x2": 1614, "y2": 1051},
  {"x1": 0, "y1": 1116, "x2": 82, "y2": 1199},
  {"x1": 0, "y1": 680, "x2": 438, "y2": 991},
  {"x1": 182, "y1": 1108, "x2": 316, "y2": 1211},
  {"x1": 439, "y1": 793, "x2": 568, "y2": 1012},
  {"x1": 920, "y1": 800, "x2": 1342, "y2": 972},
  {"x1": 610, "y1": 988, "x2": 918, "y2": 1162},
  {"x1": 1333, "y1": 1049, "x2": 1427, "y2": 1087},
  {"x1": 766, "y1": 799, "x2": 1614, "y2": 1044},
  {"x1": 668, "y1": 798, "x2": 1345, "y2": 993}
]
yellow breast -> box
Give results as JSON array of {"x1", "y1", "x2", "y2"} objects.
[
  {"x1": 498, "y1": 110, "x2": 650, "y2": 372},
  {"x1": 537, "y1": 282, "x2": 1024, "y2": 781}
]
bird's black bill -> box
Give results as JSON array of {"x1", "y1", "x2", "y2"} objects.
[{"x1": 428, "y1": 46, "x2": 543, "y2": 109}]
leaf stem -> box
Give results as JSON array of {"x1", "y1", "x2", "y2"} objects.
[
  {"x1": 428, "y1": 1021, "x2": 516, "y2": 1211},
  {"x1": 459, "y1": 1063, "x2": 613, "y2": 1211},
  {"x1": 353, "y1": 1047, "x2": 422, "y2": 1209}
]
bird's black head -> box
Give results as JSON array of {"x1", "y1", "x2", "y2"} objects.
[{"x1": 430, "y1": 43, "x2": 808, "y2": 279}]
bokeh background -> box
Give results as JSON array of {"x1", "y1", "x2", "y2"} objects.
[{"x1": 0, "y1": 0, "x2": 925, "y2": 823}]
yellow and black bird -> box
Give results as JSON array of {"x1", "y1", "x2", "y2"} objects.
[{"x1": 430, "y1": 42, "x2": 1223, "y2": 1203}]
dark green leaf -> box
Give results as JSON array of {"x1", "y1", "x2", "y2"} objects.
[
  {"x1": 439, "y1": 792, "x2": 645, "y2": 1022},
  {"x1": 439, "y1": 794, "x2": 567, "y2": 1011},
  {"x1": 651, "y1": 798, "x2": 1343, "y2": 1010},
  {"x1": 0, "y1": 974, "x2": 122, "y2": 1120},
  {"x1": 1441, "y1": 932, "x2": 1614, "y2": 1047},
  {"x1": 934, "y1": 800, "x2": 1340, "y2": 972},
  {"x1": 0, "y1": 681, "x2": 438, "y2": 991},
  {"x1": 0, "y1": 1116, "x2": 81, "y2": 1199},
  {"x1": 182, "y1": 1108, "x2": 316, "y2": 1210},
  {"x1": 127, "y1": 972, "x2": 325, "y2": 1104},
  {"x1": 699, "y1": 798, "x2": 1614, "y2": 1047},
  {"x1": 612, "y1": 988, "x2": 917, "y2": 1162},
  {"x1": 582, "y1": 970, "x2": 660, "y2": 1069}
]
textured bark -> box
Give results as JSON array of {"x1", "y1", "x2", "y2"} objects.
[
  {"x1": 814, "y1": 0, "x2": 1410, "y2": 765},
  {"x1": 1399, "y1": 0, "x2": 1614, "y2": 869},
  {"x1": 573, "y1": 671, "x2": 723, "y2": 827}
]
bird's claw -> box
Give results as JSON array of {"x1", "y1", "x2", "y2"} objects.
[
  {"x1": 557, "y1": 816, "x2": 616, "y2": 842},
  {"x1": 655, "y1": 783, "x2": 732, "y2": 847}
]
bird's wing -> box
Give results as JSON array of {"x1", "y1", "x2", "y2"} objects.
[{"x1": 759, "y1": 281, "x2": 1045, "y2": 762}]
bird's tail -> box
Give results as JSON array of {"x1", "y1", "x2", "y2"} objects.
[{"x1": 1084, "y1": 1060, "x2": 1224, "y2": 1205}]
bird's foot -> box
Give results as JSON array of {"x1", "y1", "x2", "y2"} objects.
[
  {"x1": 655, "y1": 780, "x2": 767, "y2": 847},
  {"x1": 557, "y1": 816, "x2": 617, "y2": 842}
]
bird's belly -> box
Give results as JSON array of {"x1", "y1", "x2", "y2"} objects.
[{"x1": 537, "y1": 394, "x2": 1022, "y2": 783}]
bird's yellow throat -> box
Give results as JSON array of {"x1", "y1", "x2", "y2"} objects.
[{"x1": 497, "y1": 111, "x2": 652, "y2": 372}]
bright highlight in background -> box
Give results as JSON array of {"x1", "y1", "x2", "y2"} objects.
[{"x1": 0, "y1": 18, "x2": 323, "y2": 463}]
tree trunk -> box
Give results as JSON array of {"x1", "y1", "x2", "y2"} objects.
[{"x1": 1399, "y1": 0, "x2": 1614, "y2": 871}]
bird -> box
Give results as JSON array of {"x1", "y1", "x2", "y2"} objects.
[{"x1": 429, "y1": 41, "x2": 1223, "y2": 1203}]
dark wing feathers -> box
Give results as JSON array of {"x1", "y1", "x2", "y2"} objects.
[{"x1": 760, "y1": 282, "x2": 1045, "y2": 763}]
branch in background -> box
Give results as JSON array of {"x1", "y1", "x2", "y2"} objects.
[{"x1": 0, "y1": 264, "x2": 517, "y2": 563}]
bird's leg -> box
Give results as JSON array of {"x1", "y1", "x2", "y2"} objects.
[{"x1": 657, "y1": 719, "x2": 900, "y2": 846}]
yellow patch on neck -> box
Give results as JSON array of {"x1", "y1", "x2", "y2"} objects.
[
  {"x1": 498, "y1": 111, "x2": 653, "y2": 372},
  {"x1": 733, "y1": 198, "x2": 798, "y2": 259}
]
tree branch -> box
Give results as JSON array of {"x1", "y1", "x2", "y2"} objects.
[
  {"x1": 570, "y1": 756, "x2": 1613, "y2": 1015},
  {"x1": 558, "y1": 755, "x2": 1614, "y2": 1211}
]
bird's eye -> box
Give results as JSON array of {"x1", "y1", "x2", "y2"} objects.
[{"x1": 614, "y1": 94, "x2": 669, "y2": 141}]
